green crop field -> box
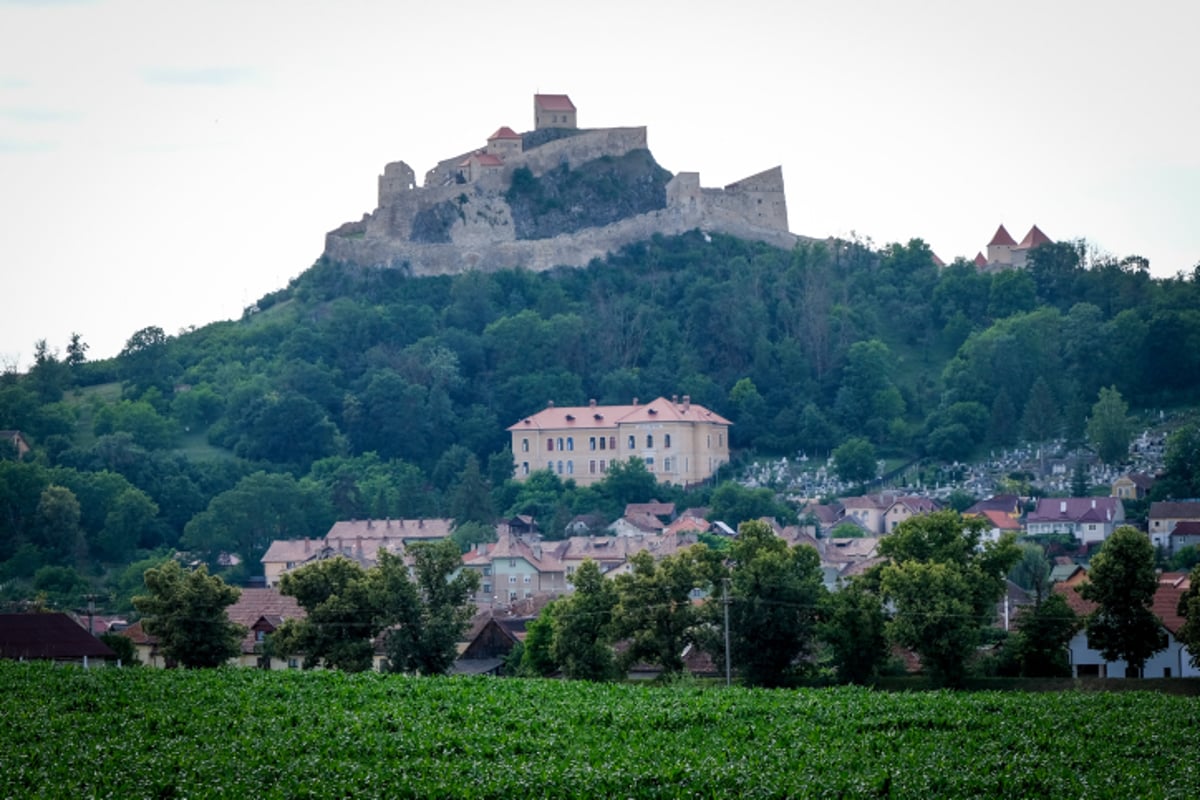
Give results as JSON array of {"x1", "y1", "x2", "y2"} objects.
[{"x1": 2, "y1": 662, "x2": 1199, "y2": 798}]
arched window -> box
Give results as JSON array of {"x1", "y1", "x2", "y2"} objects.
[
  {"x1": 567, "y1": 461, "x2": 574, "y2": 474},
  {"x1": 547, "y1": 439, "x2": 554, "y2": 451},
  {"x1": 664, "y1": 434, "x2": 672, "y2": 448},
  {"x1": 522, "y1": 438, "x2": 529, "y2": 452},
  {"x1": 567, "y1": 437, "x2": 574, "y2": 451},
  {"x1": 646, "y1": 434, "x2": 653, "y2": 448}
]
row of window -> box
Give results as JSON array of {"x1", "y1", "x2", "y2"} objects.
[
  {"x1": 481, "y1": 585, "x2": 535, "y2": 600},
  {"x1": 524, "y1": 432, "x2": 715, "y2": 453}
]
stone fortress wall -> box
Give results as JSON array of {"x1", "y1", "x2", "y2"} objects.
[{"x1": 324, "y1": 98, "x2": 801, "y2": 274}]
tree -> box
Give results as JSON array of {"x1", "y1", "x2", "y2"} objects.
[
  {"x1": 1087, "y1": 386, "x2": 1132, "y2": 464},
  {"x1": 33, "y1": 484, "x2": 85, "y2": 563},
  {"x1": 1177, "y1": 565, "x2": 1200, "y2": 671},
  {"x1": 447, "y1": 455, "x2": 494, "y2": 527},
  {"x1": 1008, "y1": 593, "x2": 1080, "y2": 677},
  {"x1": 552, "y1": 559, "x2": 619, "y2": 681},
  {"x1": 724, "y1": 519, "x2": 825, "y2": 687},
  {"x1": 818, "y1": 578, "x2": 888, "y2": 684},
  {"x1": 119, "y1": 325, "x2": 174, "y2": 397},
  {"x1": 276, "y1": 555, "x2": 410, "y2": 672},
  {"x1": 708, "y1": 482, "x2": 795, "y2": 528},
  {"x1": 1152, "y1": 424, "x2": 1200, "y2": 500},
  {"x1": 65, "y1": 332, "x2": 89, "y2": 368},
  {"x1": 1078, "y1": 526, "x2": 1167, "y2": 676},
  {"x1": 1021, "y1": 376, "x2": 1060, "y2": 447},
  {"x1": 385, "y1": 539, "x2": 480, "y2": 675},
  {"x1": 1008, "y1": 542, "x2": 1051, "y2": 601},
  {"x1": 132, "y1": 560, "x2": 244, "y2": 668},
  {"x1": 877, "y1": 511, "x2": 1020, "y2": 687},
  {"x1": 832, "y1": 437, "x2": 877, "y2": 484},
  {"x1": 519, "y1": 600, "x2": 562, "y2": 677},
  {"x1": 613, "y1": 549, "x2": 709, "y2": 675}
]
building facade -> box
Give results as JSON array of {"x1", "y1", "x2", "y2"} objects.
[{"x1": 507, "y1": 396, "x2": 731, "y2": 487}]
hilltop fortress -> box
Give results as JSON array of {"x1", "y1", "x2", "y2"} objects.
[{"x1": 323, "y1": 94, "x2": 802, "y2": 274}]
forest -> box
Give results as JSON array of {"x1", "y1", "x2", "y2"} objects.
[{"x1": 3, "y1": 229, "x2": 1200, "y2": 610}]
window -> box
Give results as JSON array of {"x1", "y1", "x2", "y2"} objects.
[
  {"x1": 557, "y1": 460, "x2": 564, "y2": 474},
  {"x1": 523, "y1": 575, "x2": 531, "y2": 584},
  {"x1": 524, "y1": 590, "x2": 533, "y2": 599},
  {"x1": 664, "y1": 433, "x2": 671, "y2": 448},
  {"x1": 589, "y1": 460, "x2": 596, "y2": 474},
  {"x1": 483, "y1": 567, "x2": 491, "y2": 576},
  {"x1": 600, "y1": 460, "x2": 606, "y2": 473},
  {"x1": 509, "y1": 559, "x2": 516, "y2": 568},
  {"x1": 547, "y1": 439, "x2": 554, "y2": 451},
  {"x1": 599, "y1": 436, "x2": 606, "y2": 450},
  {"x1": 557, "y1": 437, "x2": 564, "y2": 451},
  {"x1": 521, "y1": 462, "x2": 529, "y2": 475},
  {"x1": 719, "y1": 433, "x2": 724, "y2": 447},
  {"x1": 522, "y1": 438, "x2": 529, "y2": 452},
  {"x1": 663, "y1": 457, "x2": 672, "y2": 472},
  {"x1": 567, "y1": 437, "x2": 574, "y2": 451},
  {"x1": 645, "y1": 457, "x2": 655, "y2": 471},
  {"x1": 707, "y1": 434, "x2": 711, "y2": 448},
  {"x1": 509, "y1": 575, "x2": 517, "y2": 584},
  {"x1": 483, "y1": 583, "x2": 492, "y2": 594},
  {"x1": 646, "y1": 434, "x2": 653, "y2": 447},
  {"x1": 288, "y1": 658, "x2": 299, "y2": 670},
  {"x1": 567, "y1": 461, "x2": 574, "y2": 474},
  {"x1": 255, "y1": 630, "x2": 265, "y2": 642},
  {"x1": 628, "y1": 435, "x2": 635, "y2": 449},
  {"x1": 509, "y1": 590, "x2": 517, "y2": 600},
  {"x1": 589, "y1": 437, "x2": 596, "y2": 450},
  {"x1": 609, "y1": 436, "x2": 616, "y2": 450}
]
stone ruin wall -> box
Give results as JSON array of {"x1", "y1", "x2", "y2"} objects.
[{"x1": 324, "y1": 126, "x2": 798, "y2": 274}]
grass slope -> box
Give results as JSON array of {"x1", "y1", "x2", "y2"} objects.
[{"x1": 3, "y1": 662, "x2": 1199, "y2": 798}]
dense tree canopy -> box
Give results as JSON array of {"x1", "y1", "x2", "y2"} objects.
[
  {"x1": 132, "y1": 560, "x2": 244, "y2": 668},
  {"x1": 1079, "y1": 526, "x2": 1167, "y2": 675}
]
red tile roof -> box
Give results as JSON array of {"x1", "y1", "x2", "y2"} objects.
[
  {"x1": 1017, "y1": 224, "x2": 1052, "y2": 249},
  {"x1": 982, "y1": 510, "x2": 1022, "y2": 530},
  {"x1": 534, "y1": 94, "x2": 576, "y2": 112},
  {"x1": 488, "y1": 126, "x2": 521, "y2": 140},
  {"x1": 931, "y1": 252, "x2": 946, "y2": 267},
  {"x1": 509, "y1": 396, "x2": 731, "y2": 431},
  {"x1": 973, "y1": 252, "x2": 988, "y2": 267},
  {"x1": 988, "y1": 225, "x2": 1017, "y2": 247}
]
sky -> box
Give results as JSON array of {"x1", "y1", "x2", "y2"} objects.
[{"x1": 2, "y1": 0, "x2": 1198, "y2": 371}]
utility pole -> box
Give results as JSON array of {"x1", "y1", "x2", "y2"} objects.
[
  {"x1": 722, "y1": 577, "x2": 732, "y2": 687},
  {"x1": 85, "y1": 594, "x2": 98, "y2": 637}
]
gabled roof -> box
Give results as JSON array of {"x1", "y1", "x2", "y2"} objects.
[
  {"x1": 1170, "y1": 521, "x2": 1200, "y2": 537},
  {"x1": 1027, "y1": 497, "x2": 1122, "y2": 524},
  {"x1": 487, "y1": 126, "x2": 521, "y2": 140},
  {"x1": 1055, "y1": 572, "x2": 1192, "y2": 636},
  {"x1": 1016, "y1": 224, "x2": 1052, "y2": 249},
  {"x1": 1149, "y1": 501, "x2": 1200, "y2": 520},
  {"x1": 534, "y1": 94, "x2": 576, "y2": 112},
  {"x1": 460, "y1": 152, "x2": 504, "y2": 167},
  {"x1": 981, "y1": 509, "x2": 1022, "y2": 530},
  {"x1": 966, "y1": 494, "x2": 1022, "y2": 516},
  {"x1": 988, "y1": 224, "x2": 1017, "y2": 247},
  {"x1": 624, "y1": 501, "x2": 676, "y2": 520},
  {"x1": 931, "y1": 252, "x2": 946, "y2": 268},
  {"x1": 508, "y1": 396, "x2": 731, "y2": 431},
  {"x1": 0, "y1": 613, "x2": 116, "y2": 661}
]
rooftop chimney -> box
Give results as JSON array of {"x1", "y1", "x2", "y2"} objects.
[
  {"x1": 589, "y1": 399, "x2": 597, "y2": 407},
  {"x1": 1059, "y1": 501, "x2": 1067, "y2": 515},
  {"x1": 547, "y1": 400, "x2": 555, "y2": 408},
  {"x1": 632, "y1": 397, "x2": 639, "y2": 406},
  {"x1": 683, "y1": 395, "x2": 691, "y2": 411},
  {"x1": 1091, "y1": 498, "x2": 1096, "y2": 509}
]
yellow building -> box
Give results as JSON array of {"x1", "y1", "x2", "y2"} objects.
[{"x1": 508, "y1": 396, "x2": 731, "y2": 487}]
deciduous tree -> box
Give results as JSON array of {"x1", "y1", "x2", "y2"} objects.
[
  {"x1": 132, "y1": 560, "x2": 244, "y2": 668},
  {"x1": 1087, "y1": 385, "x2": 1132, "y2": 464},
  {"x1": 1078, "y1": 526, "x2": 1167, "y2": 676},
  {"x1": 724, "y1": 519, "x2": 825, "y2": 687},
  {"x1": 877, "y1": 511, "x2": 1020, "y2": 687},
  {"x1": 832, "y1": 436, "x2": 877, "y2": 485},
  {"x1": 1008, "y1": 592, "x2": 1080, "y2": 677},
  {"x1": 552, "y1": 559, "x2": 619, "y2": 681},
  {"x1": 385, "y1": 540, "x2": 480, "y2": 675},
  {"x1": 818, "y1": 578, "x2": 888, "y2": 684}
]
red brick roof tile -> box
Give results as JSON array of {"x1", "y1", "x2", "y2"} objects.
[{"x1": 988, "y1": 224, "x2": 1017, "y2": 246}]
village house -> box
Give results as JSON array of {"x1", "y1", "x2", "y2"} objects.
[
  {"x1": 261, "y1": 518, "x2": 453, "y2": 587},
  {"x1": 1148, "y1": 501, "x2": 1200, "y2": 552},
  {"x1": 1025, "y1": 497, "x2": 1125, "y2": 545},
  {"x1": 1111, "y1": 472, "x2": 1155, "y2": 501},
  {"x1": 508, "y1": 396, "x2": 731, "y2": 487},
  {"x1": 1055, "y1": 572, "x2": 1198, "y2": 678},
  {"x1": 461, "y1": 532, "x2": 568, "y2": 607},
  {"x1": 0, "y1": 613, "x2": 116, "y2": 667},
  {"x1": 838, "y1": 494, "x2": 940, "y2": 536}
]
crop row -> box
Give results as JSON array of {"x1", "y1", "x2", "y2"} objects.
[{"x1": 2, "y1": 662, "x2": 1199, "y2": 798}]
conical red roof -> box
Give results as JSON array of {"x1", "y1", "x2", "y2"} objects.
[
  {"x1": 974, "y1": 252, "x2": 988, "y2": 267},
  {"x1": 1018, "y1": 224, "x2": 1052, "y2": 249},
  {"x1": 988, "y1": 225, "x2": 1017, "y2": 246}
]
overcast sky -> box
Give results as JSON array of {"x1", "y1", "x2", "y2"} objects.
[{"x1": 3, "y1": 0, "x2": 1198, "y2": 370}]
